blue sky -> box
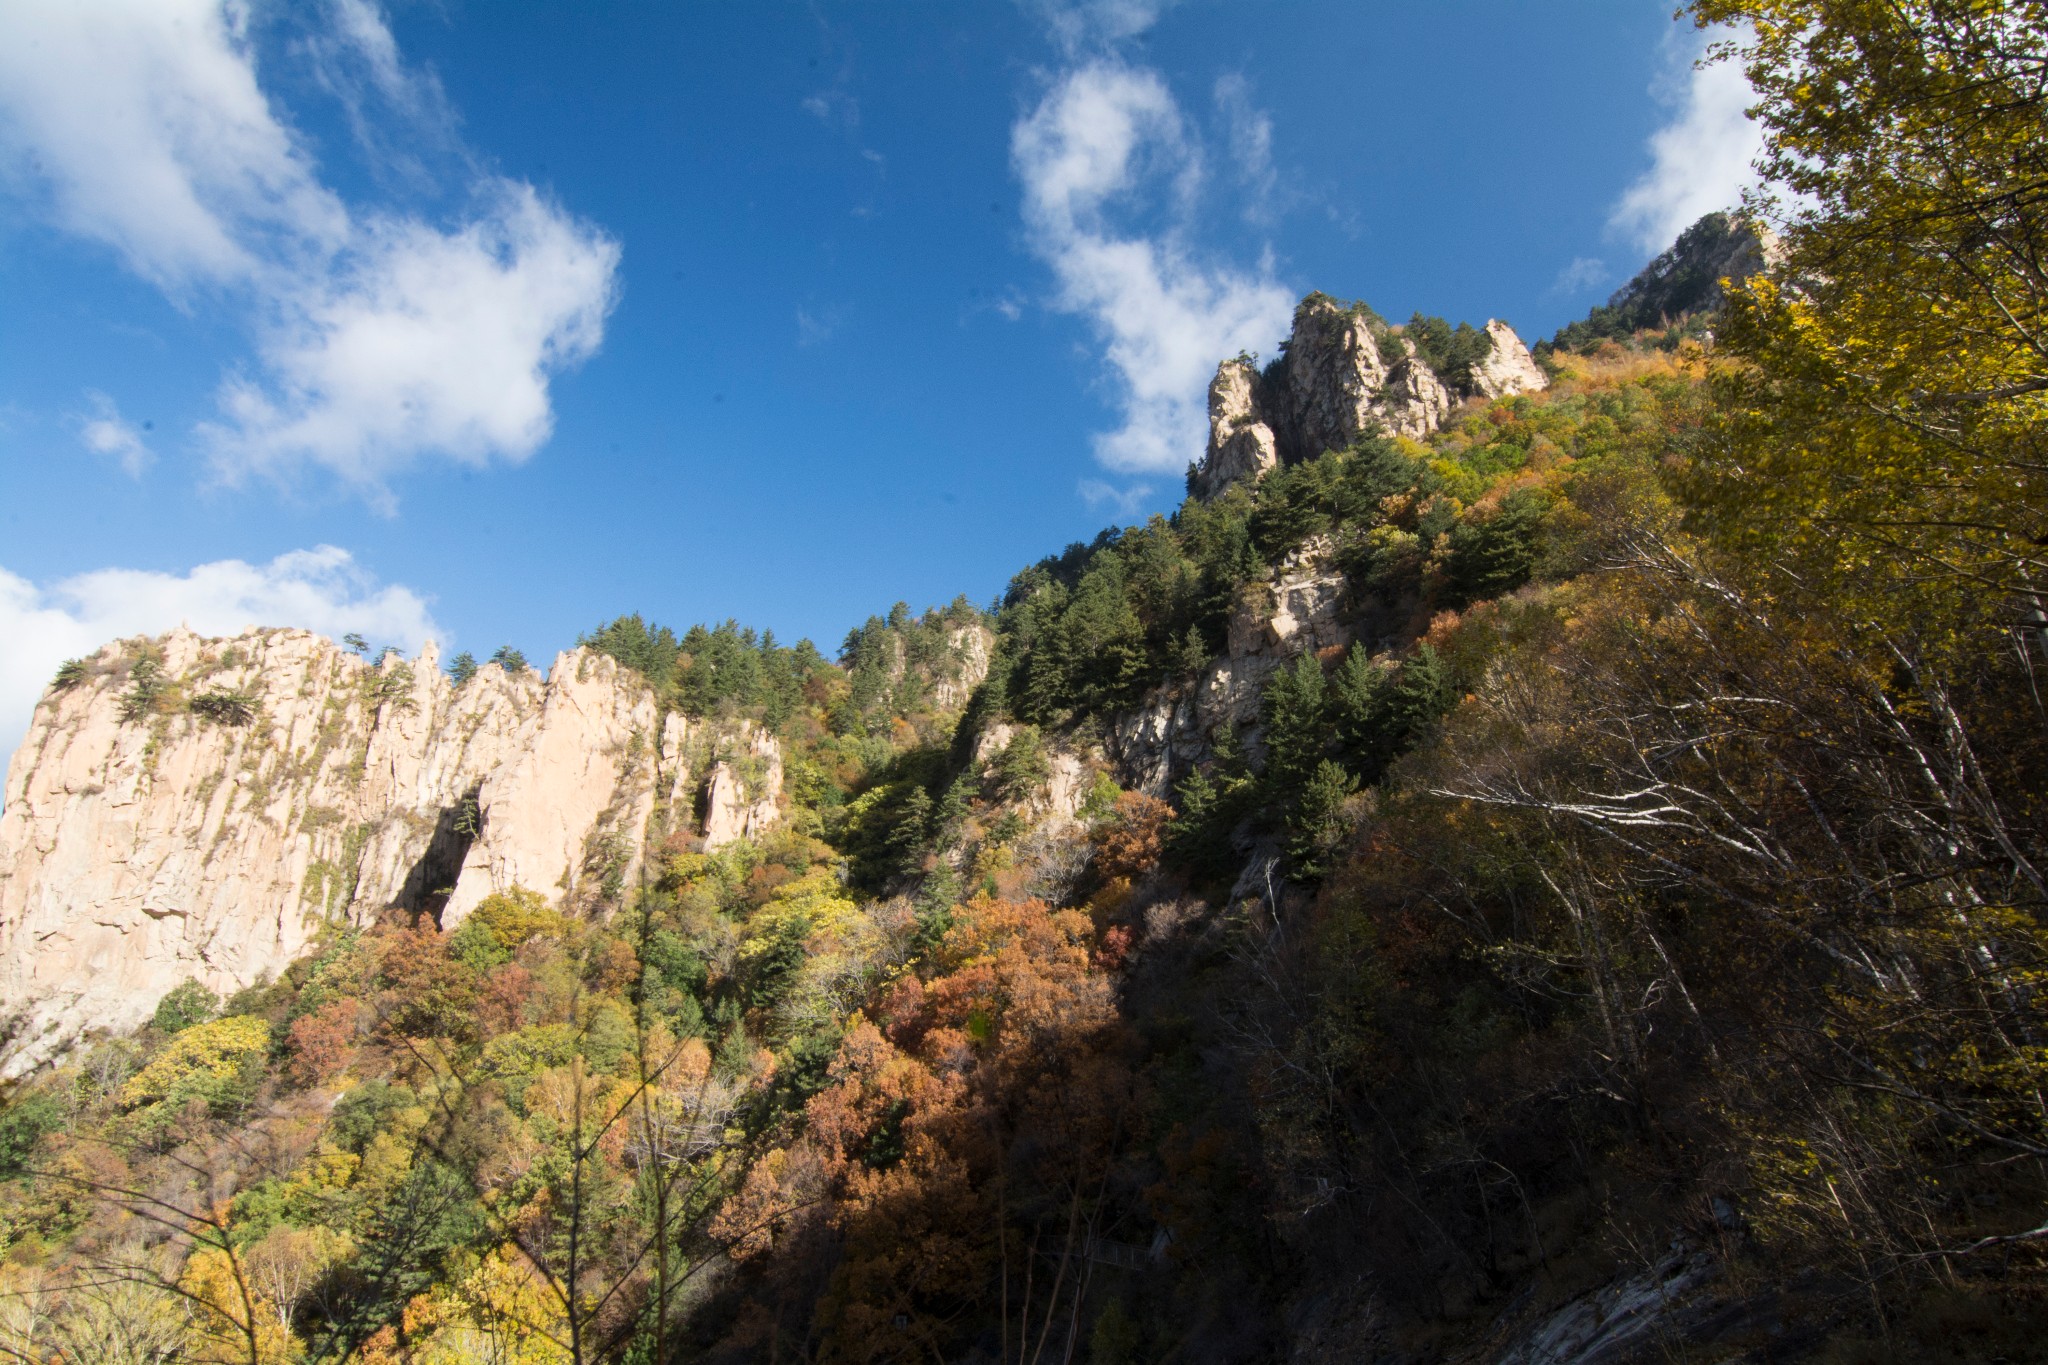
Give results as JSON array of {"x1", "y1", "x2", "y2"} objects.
[{"x1": 0, "y1": 0, "x2": 1760, "y2": 756}]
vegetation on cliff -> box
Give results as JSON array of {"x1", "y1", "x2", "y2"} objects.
[{"x1": 0, "y1": 2, "x2": 2044, "y2": 1360}]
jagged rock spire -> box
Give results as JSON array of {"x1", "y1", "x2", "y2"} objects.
[{"x1": 1193, "y1": 294, "x2": 1548, "y2": 499}]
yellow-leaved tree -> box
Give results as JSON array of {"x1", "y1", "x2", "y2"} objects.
[{"x1": 1687, "y1": 0, "x2": 2048, "y2": 635}]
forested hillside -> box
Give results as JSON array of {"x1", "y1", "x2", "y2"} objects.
[{"x1": 0, "y1": 2, "x2": 2043, "y2": 1361}]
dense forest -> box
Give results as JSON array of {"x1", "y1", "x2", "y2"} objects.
[{"x1": 1, "y1": 2, "x2": 2045, "y2": 1361}]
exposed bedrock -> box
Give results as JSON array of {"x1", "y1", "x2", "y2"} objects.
[{"x1": 0, "y1": 627, "x2": 781, "y2": 1072}]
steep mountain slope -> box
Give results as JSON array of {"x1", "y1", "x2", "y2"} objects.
[{"x1": 0, "y1": 146, "x2": 2042, "y2": 1364}]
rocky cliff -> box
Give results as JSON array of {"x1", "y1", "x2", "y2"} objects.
[
  {"x1": 1195, "y1": 293, "x2": 1547, "y2": 498},
  {"x1": 0, "y1": 627, "x2": 782, "y2": 1072},
  {"x1": 1108, "y1": 533, "x2": 1353, "y2": 796}
]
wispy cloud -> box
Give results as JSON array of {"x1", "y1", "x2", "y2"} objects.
[
  {"x1": 0, "y1": 546, "x2": 439, "y2": 763},
  {"x1": 1550, "y1": 256, "x2": 1608, "y2": 296},
  {"x1": 1610, "y1": 23, "x2": 1762, "y2": 256},
  {"x1": 304, "y1": 0, "x2": 466, "y2": 190},
  {"x1": 0, "y1": 0, "x2": 619, "y2": 507},
  {"x1": 1012, "y1": 48, "x2": 1291, "y2": 476},
  {"x1": 1212, "y1": 73, "x2": 1276, "y2": 218},
  {"x1": 796, "y1": 304, "x2": 844, "y2": 347},
  {"x1": 78, "y1": 391, "x2": 153, "y2": 477},
  {"x1": 1028, "y1": 0, "x2": 1179, "y2": 59},
  {"x1": 1078, "y1": 477, "x2": 1154, "y2": 516},
  {"x1": 801, "y1": 90, "x2": 858, "y2": 129}
]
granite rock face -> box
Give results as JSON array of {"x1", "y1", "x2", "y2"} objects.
[
  {"x1": 1285, "y1": 299, "x2": 1397, "y2": 462},
  {"x1": 0, "y1": 628, "x2": 782, "y2": 1072},
  {"x1": 1381, "y1": 344, "x2": 1455, "y2": 438},
  {"x1": 693, "y1": 719, "x2": 786, "y2": 850},
  {"x1": 1199, "y1": 358, "x2": 1281, "y2": 499},
  {"x1": 931, "y1": 624, "x2": 995, "y2": 713},
  {"x1": 1109, "y1": 535, "x2": 1352, "y2": 796},
  {"x1": 1470, "y1": 318, "x2": 1550, "y2": 400}
]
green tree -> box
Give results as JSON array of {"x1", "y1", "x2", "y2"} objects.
[
  {"x1": 1262, "y1": 651, "x2": 1329, "y2": 797},
  {"x1": 0, "y1": 1092, "x2": 63, "y2": 1179},
  {"x1": 150, "y1": 978, "x2": 219, "y2": 1034},
  {"x1": 1286, "y1": 759, "x2": 1358, "y2": 880},
  {"x1": 1444, "y1": 489, "x2": 1546, "y2": 606}
]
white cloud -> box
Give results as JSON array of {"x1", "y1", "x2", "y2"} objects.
[
  {"x1": 205, "y1": 185, "x2": 618, "y2": 503},
  {"x1": 78, "y1": 391, "x2": 153, "y2": 477},
  {"x1": 1013, "y1": 61, "x2": 1292, "y2": 475},
  {"x1": 0, "y1": 0, "x2": 347, "y2": 289},
  {"x1": 1610, "y1": 24, "x2": 1762, "y2": 256},
  {"x1": 0, "y1": 547, "x2": 439, "y2": 768},
  {"x1": 305, "y1": 0, "x2": 464, "y2": 186},
  {"x1": 0, "y1": 0, "x2": 619, "y2": 504}
]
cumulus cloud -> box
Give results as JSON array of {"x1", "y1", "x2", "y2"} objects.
[
  {"x1": 0, "y1": 0, "x2": 619, "y2": 504},
  {"x1": 206, "y1": 186, "x2": 618, "y2": 503},
  {"x1": 78, "y1": 391, "x2": 153, "y2": 477},
  {"x1": 1013, "y1": 61, "x2": 1292, "y2": 475},
  {"x1": 1610, "y1": 25, "x2": 1763, "y2": 256},
  {"x1": 0, "y1": 547, "x2": 439, "y2": 768}
]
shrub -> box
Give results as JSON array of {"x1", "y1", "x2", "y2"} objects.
[
  {"x1": 1406, "y1": 313, "x2": 1495, "y2": 395},
  {"x1": 151, "y1": 979, "x2": 219, "y2": 1034},
  {"x1": 117, "y1": 657, "x2": 168, "y2": 722},
  {"x1": 1443, "y1": 490, "x2": 1547, "y2": 606},
  {"x1": 992, "y1": 726, "x2": 1050, "y2": 802},
  {"x1": 188, "y1": 688, "x2": 258, "y2": 726},
  {"x1": 1094, "y1": 791, "x2": 1172, "y2": 881},
  {"x1": 1077, "y1": 770, "x2": 1123, "y2": 822},
  {"x1": 469, "y1": 888, "x2": 565, "y2": 953},
  {"x1": 0, "y1": 1093, "x2": 63, "y2": 1179},
  {"x1": 368, "y1": 663, "x2": 416, "y2": 712},
  {"x1": 1285, "y1": 759, "x2": 1358, "y2": 880},
  {"x1": 328, "y1": 1080, "x2": 415, "y2": 1153},
  {"x1": 50, "y1": 659, "x2": 88, "y2": 691}
]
